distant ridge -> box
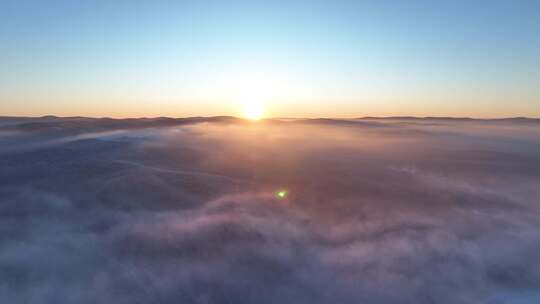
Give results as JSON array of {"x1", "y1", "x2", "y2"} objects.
[
  {"x1": 1, "y1": 115, "x2": 539, "y2": 135},
  {"x1": 358, "y1": 116, "x2": 540, "y2": 123},
  {"x1": 1, "y1": 115, "x2": 539, "y2": 121}
]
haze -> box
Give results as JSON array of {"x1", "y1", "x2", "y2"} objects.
[
  {"x1": 2, "y1": 1, "x2": 540, "y2": 303},
  {"x1": 2, "y1": 116, "x2": 540, "y2": 303}
]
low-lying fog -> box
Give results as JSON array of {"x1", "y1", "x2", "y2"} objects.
[{"x1": 1, "y1": 117, "x2": 540, "y2": 303}]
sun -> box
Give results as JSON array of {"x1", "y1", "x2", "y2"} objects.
[{"x1": 243, "y1": 101, "x2": 265, "y2": 120}]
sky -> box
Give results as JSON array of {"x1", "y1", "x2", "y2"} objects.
[{"x1": 1, "y1": 0, "x2": 539, "y2": 118}]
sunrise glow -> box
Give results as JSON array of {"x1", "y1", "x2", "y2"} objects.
[
  {"x1": 243, "y1": 101, "x2": 265, "y2": 120},
  {"x1": 2, "y1": 2, "x2": 540, "y2": 302}
]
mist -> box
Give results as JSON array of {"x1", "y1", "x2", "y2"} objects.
[{"x1": 1, "y1": 117, "x2": 540, "y2": 303}]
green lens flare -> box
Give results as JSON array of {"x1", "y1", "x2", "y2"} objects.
[{"x1": 275, "y1": 190, "x2": 288, "y2": 199}]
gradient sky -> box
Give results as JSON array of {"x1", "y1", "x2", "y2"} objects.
[{"x1": 1, "y1": 0, "x2": 539, "y2": 118}]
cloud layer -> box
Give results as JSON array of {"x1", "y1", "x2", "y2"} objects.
[{"x1": 1, "y1": 117, "x2": 540, "y2": 303}]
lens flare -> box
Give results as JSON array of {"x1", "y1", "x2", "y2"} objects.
[{"x1": 275, "y1": 189, "x2": 288, "y2": 199}]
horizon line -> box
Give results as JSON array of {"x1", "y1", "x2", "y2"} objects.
[{"x1": 1, "y1": 114, "x2": 540, "y2": 121}]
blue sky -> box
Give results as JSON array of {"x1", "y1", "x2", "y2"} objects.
[{"x1": 1, "y1": 0, "x2": 539, "y2": 117}]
